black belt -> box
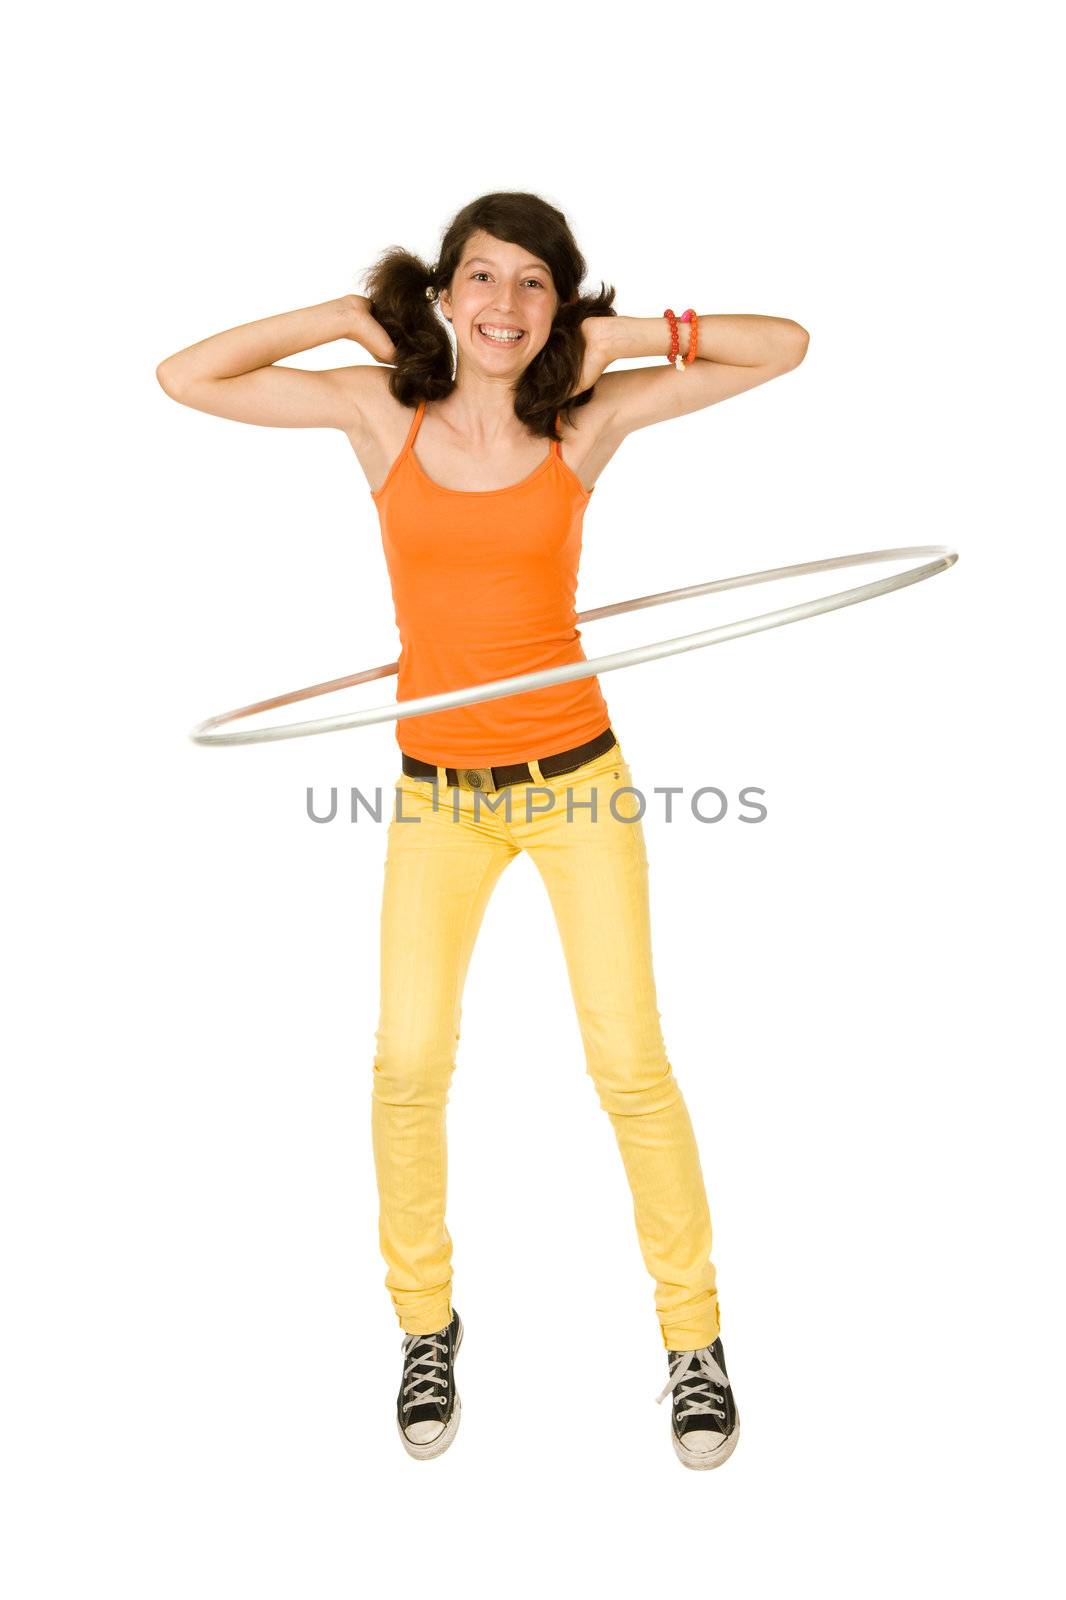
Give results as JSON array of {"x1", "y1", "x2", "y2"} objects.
[{"x1": 401, "y1": 725, "x2": 617, "y2": 793}]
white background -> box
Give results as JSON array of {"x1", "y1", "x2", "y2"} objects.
[{"x1": 3, "y1": 2, "x2": 1062, "y2": 1595}]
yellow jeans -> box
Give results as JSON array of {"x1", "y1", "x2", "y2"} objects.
[{"x1": 371, "y1": 737, "x2": 721, "y2": 1352}]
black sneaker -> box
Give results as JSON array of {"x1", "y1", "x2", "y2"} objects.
[
  {"x1": 395, "y1": 1308, "x2": 463, "y2": 1459},
  {"x1": 656, "y1": 1335, "x2": 740, "y2": 1470}
]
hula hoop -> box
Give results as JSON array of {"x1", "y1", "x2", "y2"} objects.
[{"x1": 189, "y1": 544, "x2": 958, "y2": 747}]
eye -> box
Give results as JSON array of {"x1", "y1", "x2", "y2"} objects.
[{"x1": 471, "y1": 272, "x2": 544, "y2": 288}]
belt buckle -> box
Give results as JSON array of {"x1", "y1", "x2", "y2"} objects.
[{"x1": 457, "y1": 766, "x2": 497, "y2": 793}]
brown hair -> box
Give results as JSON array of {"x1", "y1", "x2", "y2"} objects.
[{"x1": 359, "y1": 191, "x2": 616, "y2": 439}]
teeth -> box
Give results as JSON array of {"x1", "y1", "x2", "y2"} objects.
[{"x1": 479, "y1": 325, "x2": 523, "y2": 342}]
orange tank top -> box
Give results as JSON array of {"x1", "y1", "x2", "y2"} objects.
[{"x1": 371, "y1": 399, "x2": 612, "y2": 765}]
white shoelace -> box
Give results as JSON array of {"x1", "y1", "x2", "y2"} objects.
[
  {"x1": 401, "y1": 1328, "x2": 450, "y2": 1415},
  {"x1": 655, "y1": 1345, "x2": 731, "y2": 1419}
]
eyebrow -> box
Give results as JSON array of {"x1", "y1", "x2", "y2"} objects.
[{"x1": 463, "y1": 256, "x2": 552, "y2": 276}]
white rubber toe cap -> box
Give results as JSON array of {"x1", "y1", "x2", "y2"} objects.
[
  {"x1": 404, "y1": 1418, "x2": 446, "y2": 1445},
  {"x1": 680, "y1": 1427, "x2": 731, "y2": 1457}
]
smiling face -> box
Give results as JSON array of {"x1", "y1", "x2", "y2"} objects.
[{"x1": 439, "y1": 230, "x2": 560, "y2": 378}]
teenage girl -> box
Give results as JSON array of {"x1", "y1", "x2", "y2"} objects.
[{"x1": 156, "y1": 191, "x2": 808, "y2": 1469}]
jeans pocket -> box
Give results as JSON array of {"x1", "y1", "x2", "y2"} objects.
[
  {"x1": 610, "y1": 765, "x2": 644, "y2": 823},
  {"x1": 547, "y1": 752, "x2": 634, "y2": 824},
  {"x1": 554, "y1": 742, "x2": 623, "y2": 785}
]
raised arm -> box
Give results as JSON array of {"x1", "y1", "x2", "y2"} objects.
[{"x1": 154, "y1": 294, "x2": 398, "y2": 430}]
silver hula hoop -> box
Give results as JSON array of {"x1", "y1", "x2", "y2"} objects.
[{"x1": 189, "y1": 544, "x2": 958, "y2": 747}]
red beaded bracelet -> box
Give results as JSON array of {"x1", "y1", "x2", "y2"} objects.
[
  {"x1": 663, "y1": 309, "x2": 699, "y2": 370},
  {"x1": 664, "y1": 308, "x2": 680, "y2": 365}
]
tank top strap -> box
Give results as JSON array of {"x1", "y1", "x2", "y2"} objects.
[
  {"x1": 404, "y1": 398, "x2": 427, "y2": 457},
  {"x1": 370, "y1": 399, "x2": 426, "y2": 502},
  {"x1": 552, "y1": 409, "x2": 563, "y2": 453}
]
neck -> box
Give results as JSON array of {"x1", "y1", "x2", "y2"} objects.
[{"x1": 440, "y1": 367, "x2": 528, "y2": 443}]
